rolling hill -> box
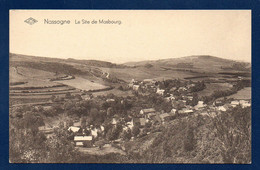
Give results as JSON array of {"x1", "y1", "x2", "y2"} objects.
[
  {"x1": 124, "y1": 55, "x2": 251, "y2": 73},
  {"x1": 10, "y1": 53, "x2": 251, "y2": 84}
]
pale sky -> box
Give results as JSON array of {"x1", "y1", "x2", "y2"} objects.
[{"x1": 10, "y1": 10, "x2": 251, "y2": 63}]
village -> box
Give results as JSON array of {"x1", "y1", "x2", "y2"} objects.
[{"x1": 37, "y1": 77, "x2": 251, "y2": 153}]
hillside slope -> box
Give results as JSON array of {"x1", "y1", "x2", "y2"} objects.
[{"x1": 124, "y1": 55, "x2": 250, "y2": 73}]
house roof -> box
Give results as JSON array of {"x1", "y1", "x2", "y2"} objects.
[
  {"x1": 153, "y1": 114, "x2": 162, "y2": 123},
  {"x1": 143, "y1": 79, "x2": 156, "y2": 82},
  {"x1": 106, "y1": 99, "x2": 115, "y2": 102},
  {"x1": 141, "y1": 108, "x2": 155, "y2": 113},
  {"x1": 218, "y1": 106, "x2": 227, "y2": 111},
  {"x1": 68, "y1": 126, "x2": 80, "y2": 133},
  {"x1": 140, "y1": 118, "x2": 146, "y2": 126},
  {"x1": 147, "y1": 112, "x2": 157, "y2": 116},
  {"x1": 231, "y1": 101, "x2": 240, "y2": 105},
  {"x1": 74, "y1": 136, "x2": 93, "y2": 141},
  {"x1": 159, "y1": 113, "x2": 171, "y2": 119},
  {"x1": 184, "y1": 109, "x2": 193, "y2": 113},
  {"x1": 73, "y1": 122, "x2": 81, "y2": 127}
]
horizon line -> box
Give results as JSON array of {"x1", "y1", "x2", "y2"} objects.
[{"x1": 9, "y1": 52, "x2": 251, "y2": 64}]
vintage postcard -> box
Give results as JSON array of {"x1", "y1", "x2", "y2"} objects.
[{"x1": 9, "y1": 10, "x2": 251, "y2": 163}]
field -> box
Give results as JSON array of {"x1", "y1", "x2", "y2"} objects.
[
  {"x1": 92, "y1": 88, "x2": 134, "y2": 97},
  {"x1": 9, "y1": 54, "x2": 251, "y2": 108},
  {"x1": 9, "y1": 66, "x2": 78, "y2": 106},
  {"x1": 102, "y1": 66, "x2": 198, "y2": 82},
  {"x1": 54, "y1": 77, "x2": 108, "y2": 91},
  {"x1": 227, "y1": 87, "x2": 251, "y2": 100},
  {"x1": 197, "y1": 82, "x2": 233, "y2": 97},
  {"x1": 9, "y1": 65, "x2": 111, "y2": 107}
]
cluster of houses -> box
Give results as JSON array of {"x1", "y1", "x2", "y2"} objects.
[
  {"x1": 128, "y1": 78, "x2": 198, "y2": 96},
  {"x1": 38, "y1": 78, "x2": 251, "y2": 149},
  {"x1": 65, "y1": 107, "x2": 178, "y2": 148},
  {"x1": 67, "y1": 121, "x2": 105, "y2": 147},
  {"x1": 129, "y1": 78, "x2": 251, "y2": 116}
]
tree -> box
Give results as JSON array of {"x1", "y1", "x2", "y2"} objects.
[
  {"x1": 118, "y1": 86, "x2": 124, "y2": 91},
  {"x1": 132, "y1": 126, "x2": 140, "y2": 137},
  {"x1": 75, "y1": 94, "x2": 82, "y2": 100},
  {"x1": 65, "y1": 92, "x2": 72, "y2": 99},
  {"x1": 121, "y1": 128, "x2": 132, "y2": 141},
  {"x1": 183, "y1": 126, "x2": 195, "y2": 152},
  {"x1": 81, "y1": 117, "x2": 87, "y2": 129},
  {"x1": 107, "y1": 107, "x2": 114, "y2": 117},
  {"x1": 213, "y1": 106, "x2": 251, "y2": 163},
  {"x1": 191, "y1": 93, "x2": 199, "y2": 106}
]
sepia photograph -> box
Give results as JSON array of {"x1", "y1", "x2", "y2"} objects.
[{"x1": 9, "y1": 10, "x2": 251, "y2": 163}]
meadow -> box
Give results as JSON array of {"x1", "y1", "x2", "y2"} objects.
[
  {"x1": 197, "y1": 82, "x2": 233, "y2": 97},
  {"x1": 54, "y1": 77, "x2": 108, "y2": 91},
  {"x1": 227, "y1": 87, "x2": 251, "y2": 100}
]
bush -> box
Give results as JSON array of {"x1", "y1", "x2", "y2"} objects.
[
  {"x1": 132, "y1": 126, "x2": 140, "y2": 137},
  {"x1": 183, "y1": 126, "x2": 195, "y2": 152}
]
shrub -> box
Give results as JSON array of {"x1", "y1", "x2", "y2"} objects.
[{"x1": 183, "y1": 126, "x2": 195, "y2": 152}]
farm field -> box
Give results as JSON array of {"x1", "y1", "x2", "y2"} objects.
[
  {"x1": 10, "y1": 97, "x2": 51, "y2": 106},
  {"x1": 102, "y1": 66, "x2": 197, "y2": 82},
  {"x1": 197, "y1": 82, "x2": 233, "y2": 97},
  {"x1": 9, "y1": 66, "x2": 57, "y2": 83},
  {"x1": 227, "y1": 87, "x2": 251, "y2": 100},
  {"x1": 9, "y1": 89, "x2": 80, "y2": 96},
  {"x1": 54, "y1": 77, "x2": 108, "y2": 91},
  {"x1": 14, "y1": 66, "x2": 57, "y2": 79},
  {"x1": 92, "y1": 88, "x2": 134, "y2": 97},
  {"x1": 11, "y1": 80, "x2": 60, "y2": 88},
  {"x1": 10, "y1": 86, "x2": 75, "y2": 92}
]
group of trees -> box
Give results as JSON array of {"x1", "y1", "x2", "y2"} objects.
[
  {"x1": 212, "y1": 106, "x2": 251, "y2": 163},
  {"x1": 10, "y1": 123, "x2": 82, "y2": 163},
  {"x1": 186, "y1": 93, "x2": 199, "y2": 107},
  {"x1": 146, "y1": 93, "x2": 172, "y2": 112},
  {"x1": 189, "y1": 81, "x2": 206, "y2": 93},
  {"x1": 201, "y1": 80, "x2": 249, "y2": 104},
  {"x1": 9, "y1": 104, "x2": 84, "y2": 163},
  {"x1": 124, "y1": 105, "x2": 251, "y2": 164}
]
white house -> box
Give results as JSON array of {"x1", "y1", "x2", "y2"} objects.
[
  {"x1": 156, "y1": 88, "x2": 165, "y2": 95},
  {"x1": 68, "y1": 126, "x2": 80, "y2": 133},
  {"x1": 171, "y1": 108, "x2": 177, "y2": 114},
  {"x1": 126, "y1": 120, "x2": 134, "y2": 130},
  {"x1": 133, "y1": 85, "x2": 140, "y2": 91},
  {"x1": 111, "y1": 118, "x2": 118, "y2": 125},
  {"x1": 231, "y1": 100, "x2": 240, "y2": 107},
  {"x1": 217, "y1": 106, "x2": 227, "y2": 112},
  {"x1": 74, "y1": 136, "x2": 93, "y2": 147},
  {"x1": 91, "y1": 128, "x2": 98, "y2": 138},
  {"x1": 179, "y1": 108, "x2": 193, "y2": 114},
  {"x1": 106, "y1": 99, "x2": 115, "y2": 102},
  {"x1": 100, "y1": 125, "x2": 105, "y2": 132},
  {"x1": 239, "y1": 100, "x2": 251, "y2": 108},
  {"x1": 140, "y1": 108, "x2": 156, "y2": 115},
  {"x1": 184, "y1": 109, "x2": 194, "y2": 114},
  {"x1": 143, "y1": 79, "x2": 156, "y2": 84},
  {"x1": 194, "y1": 101, "x2": 206, "y2": 110}
]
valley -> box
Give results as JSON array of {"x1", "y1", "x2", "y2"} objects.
[{"x1": 9, "y1": 53, "x2": 251, "y2": 163}]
